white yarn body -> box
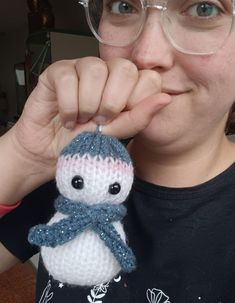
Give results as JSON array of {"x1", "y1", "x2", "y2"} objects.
[
  {"x1": 41, "y1": 153, "x2": 133, "y2": 286},
  {"x1": 41, "y1": 211, "x2": 126, "y2": 286}
]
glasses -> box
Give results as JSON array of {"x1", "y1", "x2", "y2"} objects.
[{"x1": 79, "y1": 0, "x2": 235, "y2": 55}]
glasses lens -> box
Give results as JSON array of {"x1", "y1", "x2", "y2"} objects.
[
  {"x1": 87, "y1": 0, "x2": 145, "y2": 46},
  {"x1": 164, "y1": 0, "x2": 234, "y2": 54},
  {"x1": 83, "y1": 0, "x2": 234, "y2": 54}
]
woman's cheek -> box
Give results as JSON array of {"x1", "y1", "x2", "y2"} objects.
[{"x1": 99, "y1": 44, "x2": 132, "y2": 61}]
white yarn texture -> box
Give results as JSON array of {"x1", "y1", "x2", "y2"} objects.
[
  {"x1": 42, "y1": 215, "x2": 125, "y2": 286},
  {"x1": 41, "y1": 153, "x2": 133, "y2": 286}
]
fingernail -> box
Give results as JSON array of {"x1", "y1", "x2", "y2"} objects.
[
  {"x1": 65, "y1": 121, "x2": 76, "y2": 129},
  {"x1": 78, "y1": 117, "x2": 88, "y2": 124},
  {"x1": 94, "y1": 115, "x2": 108, "y2": 125}
]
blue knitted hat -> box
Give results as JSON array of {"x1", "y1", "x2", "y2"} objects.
[{"x1": 60, "y1": 131, "x2": 132, "y2": 164}]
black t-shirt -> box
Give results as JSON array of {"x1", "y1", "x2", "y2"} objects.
[{"x1": 1, "y1": 164, "x2": 235, "y2": 302}]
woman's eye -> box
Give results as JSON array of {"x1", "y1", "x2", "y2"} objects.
[
  {"x1": 187, "y1": 2, "x2": 221, "y2": 18},
  {"x1": 71, "y1": 175, "x2": 84, "y2": 190},
  {"x1": 110, "y1": 1, "x2": 135, "y2": 14},
  {"x1": 108, "y1": 182, "x2": 121, "y2": 195}
]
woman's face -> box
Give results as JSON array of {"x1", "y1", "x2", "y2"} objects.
[{"x1": 99, "y1": 7, "x2": 235, "y2": 150}]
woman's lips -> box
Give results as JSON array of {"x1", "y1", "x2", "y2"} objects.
[{"x1": 162, "y1": 89, "x2": 189, "y2": 96}]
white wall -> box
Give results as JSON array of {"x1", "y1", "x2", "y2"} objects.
[{"x1": 50, "y1": 32, "x2": 99, "y2": 62}]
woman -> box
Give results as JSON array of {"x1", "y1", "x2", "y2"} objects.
[{"x1": 1, "y1": 0, "x2": 235, "y2": 301}]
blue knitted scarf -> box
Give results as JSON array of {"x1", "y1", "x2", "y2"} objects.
[{"x1": 28, "y1": 196, "x2": 136, "y2": 273}]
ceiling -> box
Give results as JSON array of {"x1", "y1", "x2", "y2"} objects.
[{"x1": 0, "y1": 0, "x2": 90, "y2": 35}]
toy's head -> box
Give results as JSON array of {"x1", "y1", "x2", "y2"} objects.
[{"x1": 56, "y1": 131, "x2": 134, "y2": 205}]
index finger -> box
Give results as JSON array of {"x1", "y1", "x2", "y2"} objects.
[{"x1": 102, "y1": 93, "x2": 172, "y2": 139}]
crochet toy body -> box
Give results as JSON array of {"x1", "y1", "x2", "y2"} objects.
[{"x1": 28, "y1": 130, "x2": 136, "y2": 286}]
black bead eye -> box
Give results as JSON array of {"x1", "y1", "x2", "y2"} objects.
[
  {"x1": 71, "y1": 175, "x2": 84, "y2": 190},
  {"x1": 108, "y1": 182, "x2": 121, "y2": 195}
]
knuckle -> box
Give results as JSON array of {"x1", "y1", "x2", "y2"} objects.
[
  {"x1": 79, "y1": 105, "x2": 97, "y2": 116},
  {"x1": 119, "y1": 60, "x2": 138, "y2": 79},
  {"x1": 50, "y1": 59, "x2": 73, "y2": 74},
  {"x1": 102, "y1": 100, "x2": 121, "y2": 115},
  {"x1": 38, "y1": 72, "x2": 47, "y2": 85},
  {"x1": 88, "y1": 63, "x2": 108, "y2": 79},
  {"x1": 58, "y1": 72, "x2": 77, "y2": 85},
  {"x1": 77, "y1": 57, "x2": 108, "y2": 77},
  {"x1": 109, "y1": 58, "x2": 138, "y2": 79},
  {"x1": 53, "y1": 59, "x2": 72, "y2": 67},
  {"x1": 139, "y1": 70, "x2": 162, "y2": 88},
  {"x1": 40, "y1": 60, "x2": 77, "y2": 86},
  {"x1": 79, "y1": 110, "x2": 93, "y2": 119},
  {"x1": 60, "y1": 104, "x2": 77, "y2": 116}
]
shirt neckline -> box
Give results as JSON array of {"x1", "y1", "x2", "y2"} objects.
[{"x1": 133, "y1": 162, "x2": 235, "y2": 201}]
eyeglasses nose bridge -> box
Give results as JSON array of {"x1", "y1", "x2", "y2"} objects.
[{"x1": 143, "y1": 0, "x2": 167, "y2": 11}]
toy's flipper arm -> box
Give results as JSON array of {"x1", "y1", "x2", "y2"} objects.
[
  {"x1": 28, "y1": 216, "x2": 91, "y2": 248},
  {"x1": 95, "y1": 223, "x2": 136, "y2": 273}
]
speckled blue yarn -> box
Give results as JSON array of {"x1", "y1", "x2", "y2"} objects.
[
  {"x1": 60, "y1": 131, "x2": 132, "y2": 164},
  {"x1": 28, "y1": 196, "x2": 136, "y2": 273}
]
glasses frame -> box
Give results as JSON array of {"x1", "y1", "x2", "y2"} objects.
[{"x1": 79, "y1": 0, "x2": 235, "y2": 55}]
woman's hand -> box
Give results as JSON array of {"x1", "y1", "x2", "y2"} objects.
[
  {"x1": 1, "y1": 57, "x2": 171, "y2": 203},
  {"x1": 14, "y1": 57, "x2": 170, "y2": 162}
]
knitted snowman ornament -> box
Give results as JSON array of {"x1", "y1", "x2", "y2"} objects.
[{"x1": 28, "y1": 129, "x2": 136, "y2": 286}]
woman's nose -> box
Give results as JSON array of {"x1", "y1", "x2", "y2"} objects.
[{"x1": 131, "y1": 11, "x2": 175, "y2": 71}]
